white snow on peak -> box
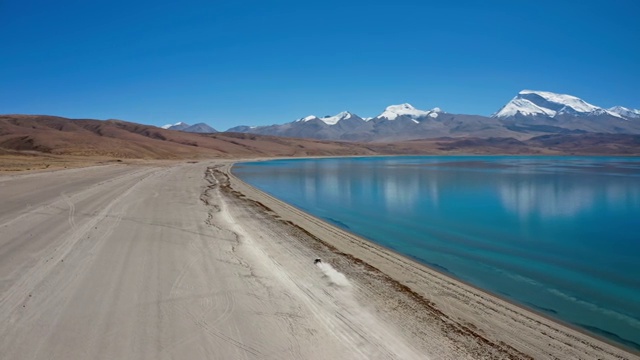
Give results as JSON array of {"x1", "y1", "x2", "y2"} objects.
[
  {"x1": 363, "y1": 117, "x2": 373, "y2": 122},
  {"x1": 319, "y1": 111, "x2": 353, "y2": 125},
  {"x1": 161, "y1": 121, "x2": 187, "y2": 129},
  {"x1": 379, "y1": 103, "x2": 431, "y2": 120},
  {"x1": 587, "y1": 108, "x2": 625, "y2": 119},
  {"x1": 608, "y1": 106, "x2": 640, "y2": 119},
  {"x1": 493, "y1": 97, "x2": 557, "y2": 117},
  {"x1": 428, "y1": 108, "x2": 443, "y2": 118},
  {"x1": 493, "y1": 90, "x2": 623, "y2": 119},
  {"x1": 298, "y1": 111, "x2": 355, "y2": 125},
  {"x1": 519, "y1": 90, "x2": 600, "y2": 113}
]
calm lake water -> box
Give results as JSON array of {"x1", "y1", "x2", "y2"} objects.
[{"x1": 232, "y1": 156, "x2": 640, "y2": 350}]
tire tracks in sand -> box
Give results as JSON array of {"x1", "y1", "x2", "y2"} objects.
[{"x1": 203, "y1": 165, "x2": 425, "y2": 360}]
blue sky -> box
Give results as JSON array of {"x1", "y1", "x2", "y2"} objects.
[{"x1": 1, "y1": 0, "x2": 638, "y2": 130}]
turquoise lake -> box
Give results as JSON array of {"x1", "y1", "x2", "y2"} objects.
[{"x1": 232, "y1": 156, "x2": 640, "y2": 350}]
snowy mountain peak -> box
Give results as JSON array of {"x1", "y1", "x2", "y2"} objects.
[
  {"x1": 298, "y1": 115, "x2": 318, "y2": 122},
  {"x1": 379, "y1": 103, "x2": 431, "y2": 120},
  {"x1": 298, "y1": 111, "x2": 357, "y2": 125},
  {"x1": 161, "y1": 121, "x2": 188, "y2": 129},
  {"x1": 609, "y1": 106, "x2": 640, "y2": 119},
  {"x1": 493, "y1": 90, "x2": 623, "y2": 119},
  {"x1": 428, "y1": 107, "x2": 443, "y2": 118},
  {"x1": 320, "y1": 111, "x2": 353, "y2": 125},
  {"x1": 161, "y1": 121, "x2": 216, "y2": 133},
  {"x1": 518, "y1": 90, "x2": 599, "y2": 113}
]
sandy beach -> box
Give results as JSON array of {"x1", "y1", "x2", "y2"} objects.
[{"x1": 0, "y1": 160, "x2": 637, "y2": 359}]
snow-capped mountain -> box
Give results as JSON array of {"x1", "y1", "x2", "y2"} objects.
[
  {"x1": 227, "y1": 105, "x2": 516, "y2": 141},
  {"x1": 297, "y1": 111, "x2": 357, "y2": 125},
  {"x1": 377, "y1": 103, "x2": 443, "y2": 120},
  {"x1": 225, "y1": 91, "x2": 640, "y2": 141},
  {"x1": 489, "y1": 90, "x2": 640, "y2": 136},
  {"x1": 162, "y1": 122, "x2": 217, "y2": 133},
  {"x1": 162, "y1": 121, "x2": 189, "y2": 130},
  {"x1": 296, "y1": 106, "x2": 443, "y2": 125},
  {"x1": 492, "y1": 90, "x2": 623, "y2": 119},
  {"x1": 609, "y1": 106, "x2": 640, "y2": 119}
]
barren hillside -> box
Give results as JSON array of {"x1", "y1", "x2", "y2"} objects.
[{"x1": 1, "y1": 115, "x2": 639, "y2": 171}]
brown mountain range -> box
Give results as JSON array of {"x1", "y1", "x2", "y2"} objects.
[{"x1": 1, "y1": 115, "x2": 639, "y2": 171}]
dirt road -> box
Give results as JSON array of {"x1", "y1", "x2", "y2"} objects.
[{"x1": 0, "y1": 162, "x2": 426, "y2": 359}]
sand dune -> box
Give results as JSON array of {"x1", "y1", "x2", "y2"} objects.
[{"x1": 0, "y1": 161, "x2": 637, "y2": 359}]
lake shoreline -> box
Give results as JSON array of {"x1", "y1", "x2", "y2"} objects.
[{"x1": 223, "y1": 160, "x2": 639, "y2": 359}]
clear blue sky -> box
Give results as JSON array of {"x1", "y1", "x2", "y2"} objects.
[{"x1": 1, "y1": 0, "x2": 638, "y2": 130}]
